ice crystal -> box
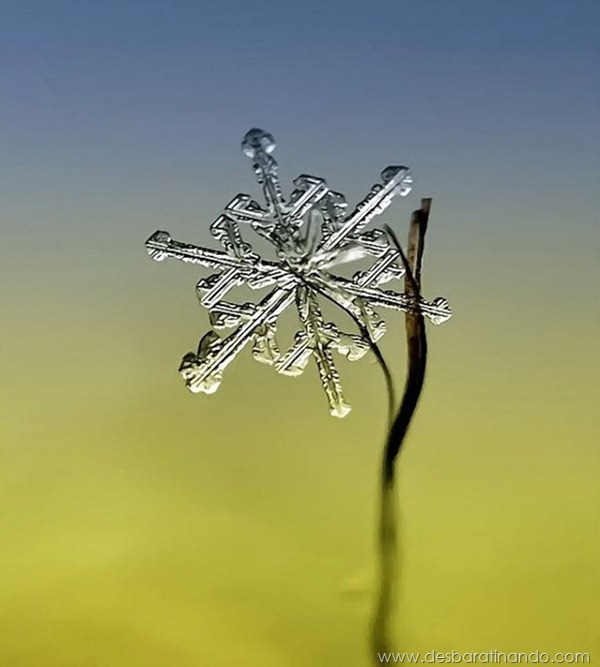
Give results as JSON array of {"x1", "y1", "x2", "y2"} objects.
[{"x1": 146, "y1": 128, "x2": 451, "y2": 417}]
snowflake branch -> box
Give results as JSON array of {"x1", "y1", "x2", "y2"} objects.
[{"x1": 310, "y1": 284, "x2": 396, "y2": 427}]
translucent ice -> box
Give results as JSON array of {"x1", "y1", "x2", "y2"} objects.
[{"x1": 146, "y1": 129, "x2": 451, "y2": 417}]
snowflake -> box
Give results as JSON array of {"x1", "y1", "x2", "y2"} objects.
[{"x1": 146, "y1": 128, "x2": 451, "y2": 417}]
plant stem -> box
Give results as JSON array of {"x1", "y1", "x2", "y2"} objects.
[{"x1": 371, "y1": 199, "x2": 431, "y2": 662}]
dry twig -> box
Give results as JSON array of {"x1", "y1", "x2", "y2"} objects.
[{"x1": 371, "y1": 199, "x2": 431, "y2": 661}]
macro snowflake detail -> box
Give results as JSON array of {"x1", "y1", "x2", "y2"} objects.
[{"x1": 146, "y1": 128, "x2": 451, "y2": 417}]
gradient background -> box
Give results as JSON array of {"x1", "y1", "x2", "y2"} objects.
[{"x1": 1, "y1": 1, "x2": 598, "y2": 665}]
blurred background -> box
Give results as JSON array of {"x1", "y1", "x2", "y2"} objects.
[{"x1": 1, "y1": 1, "x2": 598, "y2": 665}]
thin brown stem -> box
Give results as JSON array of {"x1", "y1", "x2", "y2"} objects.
[{"x1": 371, "y1": 199, "x2": 431, "y2": 662}]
